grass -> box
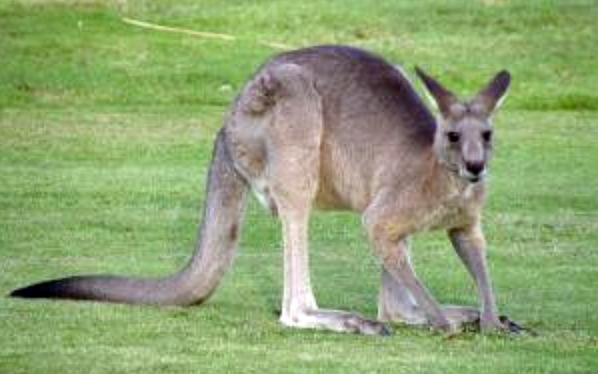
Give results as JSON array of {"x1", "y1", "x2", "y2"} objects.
[{"x1": 1, "y1": 0, "x2": 597, "y2": 373}]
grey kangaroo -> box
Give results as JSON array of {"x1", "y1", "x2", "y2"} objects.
[{"x1": 11, "y1": 45, "x2": 521, "y2": 335}]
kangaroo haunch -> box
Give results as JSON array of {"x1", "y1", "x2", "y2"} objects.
[{"x1": 11, "y1": 45, "x2": 522, "y2": 335}]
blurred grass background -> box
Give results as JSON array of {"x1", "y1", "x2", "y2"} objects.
[{"x1": 0, "y1": 0, "x2": 596, "y2": 373}]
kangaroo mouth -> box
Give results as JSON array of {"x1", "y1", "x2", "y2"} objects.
[
  {"x1": 443, "y1": 162, "x2": 485, "y2": 184},
  {"x1": 458, "y1": 168, "x2": 486, "y2": 184}
]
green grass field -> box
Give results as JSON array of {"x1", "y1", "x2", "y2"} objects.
[{"x1": 1, "y1": 0, "x2": 597, "y2": 372}]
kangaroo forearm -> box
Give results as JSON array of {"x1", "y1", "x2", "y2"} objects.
[{"x1": 449, "y1": 226, "x2": 499, "y2": 320}]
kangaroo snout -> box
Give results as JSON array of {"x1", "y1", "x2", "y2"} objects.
[
  {"x1": 465, "y1": 160, "x2": 485, "y2": 176},
  {"x1": 461, "y1": 160, "x2": 487, "y2": 183}
]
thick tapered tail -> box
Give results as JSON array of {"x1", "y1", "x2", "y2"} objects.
[{"x1": 10, "y1": 129, "x2": 248, "y2": 305}]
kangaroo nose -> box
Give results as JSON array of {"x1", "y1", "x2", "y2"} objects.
[{"x1": 465, "y1": 161, "x2": 485, "y2": 176}]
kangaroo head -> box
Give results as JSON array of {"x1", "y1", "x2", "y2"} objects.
[{"x1": 415, "y1": 67, "x2": 510, "y2": 183}]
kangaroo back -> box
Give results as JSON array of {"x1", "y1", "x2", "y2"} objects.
[{"x1": 10, "y1": 130, "x2": 248, "y2": 305}]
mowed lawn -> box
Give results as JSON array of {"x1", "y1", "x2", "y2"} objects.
[{"x1": 1, "y1": 0, "x2": 597, "y2": 373}]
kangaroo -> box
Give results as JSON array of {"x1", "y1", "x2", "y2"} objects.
[{"x1": 10, "y1": 45, "x2": 521, "y2": 335}]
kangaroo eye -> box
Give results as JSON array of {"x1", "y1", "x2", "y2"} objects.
[
  {"x1": 446, "y1": 131, "x2": 460, "y2": 143},
  {"x1": 482, "y1": 130, "x2": 493, "y2": 142}
]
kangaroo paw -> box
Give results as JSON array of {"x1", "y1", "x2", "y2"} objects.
[{"x1": 498, "y1": 315, "x2": 536, "y2": 336}]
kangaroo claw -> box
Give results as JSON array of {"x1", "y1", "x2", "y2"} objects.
[
  {"x1": 379, "y1": 323, "x2": 393, "y2": 337},
  {"x1": 499, "y1": 315, "x2": 537, "y2": 336}
]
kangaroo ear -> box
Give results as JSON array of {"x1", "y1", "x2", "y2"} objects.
[
  {"x1": 473, "y1": 70, "x2": 511, "y2": 115},
  {"x1": 415, "y1": 66, "x2": 458, "y2": 117}
]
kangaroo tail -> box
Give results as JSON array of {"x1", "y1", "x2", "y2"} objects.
[{"x1": 9, "y1": 129, "x2": 248, "y2": 306}]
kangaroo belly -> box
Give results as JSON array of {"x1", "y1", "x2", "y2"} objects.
[{"x1": 314, "y1": 136, "x2": 378, "y2": 212}]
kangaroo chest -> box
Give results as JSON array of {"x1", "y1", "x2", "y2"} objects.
[
  {"x1": 411, "y1": 184, "x2": 482, "y2": 233},
  {"x1": 381, "y1": 183, "x2": 483, "y2": 239}
]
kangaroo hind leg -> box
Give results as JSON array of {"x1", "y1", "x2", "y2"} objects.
[
  {"x1": 363, "y1": 199, "x2": 455, "y2": 333},
  {"x1": 378, "y1": 267, "x2": 480, "y2": 328},
  {"x1": 243, "y1": 63, "x2": 388, "y2": 335}
]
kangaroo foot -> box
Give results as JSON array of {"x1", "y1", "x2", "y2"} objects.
[
  {"x1": 280, "y1": 309, "x2": 391, "y2": 336},
  {"x1": 439, "y1": 308, "x2": 531, "y2": 335},
  {"x1": 380, "y1": 304, "x2": 478, "y2": 333},
  {"x1": 442, "y1": 306, "x2": 481, "y2": 327}
]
